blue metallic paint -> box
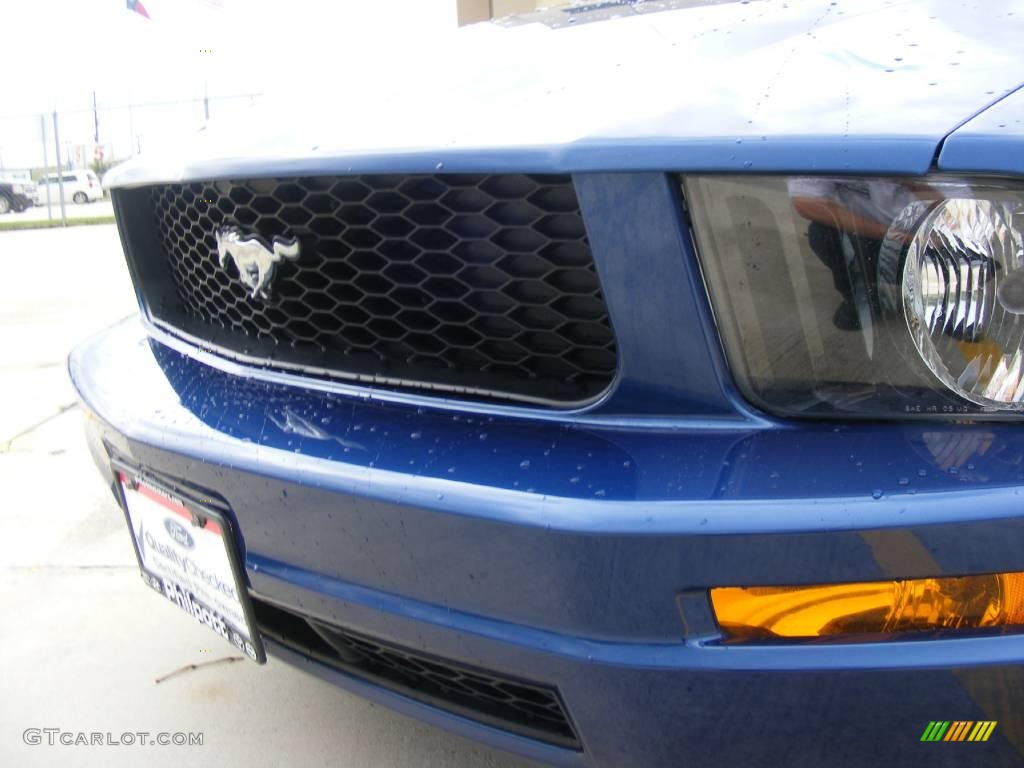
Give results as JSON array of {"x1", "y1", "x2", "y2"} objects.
[
  {"x1": 71, "y1": 317, "x2": 1024, "y2": 764},
  {"x1": 573, "y1": 173, "x2": 745, "y2": 416},
  {"x1": 71, "y1": 1, "x2": 1024, "y2": 763},
  {"x1": 940, "y1": 85, "x2": 1024, "y2": 175}
]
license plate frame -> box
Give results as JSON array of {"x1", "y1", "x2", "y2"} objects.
[{"x1": 113, "y1": 462, "x2": 266, "y2": 663}]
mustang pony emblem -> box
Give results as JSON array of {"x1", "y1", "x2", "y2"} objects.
[{"x1": 215, "y1": 226, "x2": 300, "y2": 299}]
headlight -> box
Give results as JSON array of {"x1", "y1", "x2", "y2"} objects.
[
  {"x1": 11, "y1": 184, "x2": 24, "y2": 194},
  {"x1": 903, "y1": 199, "x2": 1024, "y2": 408},
  {"x1": 685, "y1": 175, "x2": 1024, "y2": 420}
]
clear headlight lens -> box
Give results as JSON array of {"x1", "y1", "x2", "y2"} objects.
[
  {"x1": 686, "y1": 176, "x2": 1024, "y2": 419},
  {"x1": 11, "y1": 184, "x2": 24, "y2": 194},
  {"x1": 903, "y1": 199, "x2": 1024, "y2": 408}
]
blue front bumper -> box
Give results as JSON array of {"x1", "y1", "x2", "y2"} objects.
[{"x1": 72, "y1": 317, "x2": 1024, "y2": 766}]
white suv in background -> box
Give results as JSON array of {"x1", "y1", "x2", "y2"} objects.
[{"x1": 36, "y1": 170, "x2": 104, "y2": 204}]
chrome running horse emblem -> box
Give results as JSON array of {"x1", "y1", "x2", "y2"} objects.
[{"x1": 215, "y1": 226, "x2": 300, "y2": 299}]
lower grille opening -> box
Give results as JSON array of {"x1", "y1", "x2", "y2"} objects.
[{"x1": 252, "y1": 598, "x2": 580, "y2": 750}]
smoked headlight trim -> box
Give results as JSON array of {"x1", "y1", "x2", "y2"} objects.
[{"x1": 685, "y1": 175, "x2": 1024, "y2": 419}]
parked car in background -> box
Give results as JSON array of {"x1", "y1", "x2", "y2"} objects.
[
  {"x1": 0, "y1": 179, "x2": 36, "y2": 213},
  {"x1": 37, "y1": 169, "x2": 103, "y2": 204},
  {"x1": 70, "y1": 1, "x2": 1024, "y2": 766}
]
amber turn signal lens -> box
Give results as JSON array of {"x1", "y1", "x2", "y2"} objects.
[{"x1": 711, "y1": 572, "x2": 1024, "y2": 641}]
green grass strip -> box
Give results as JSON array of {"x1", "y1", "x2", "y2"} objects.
[{"x1": 0, "y1": 215, "x2": 115, "y2": 232}]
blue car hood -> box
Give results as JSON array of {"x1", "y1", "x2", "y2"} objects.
[{"x1": 107, "y1": 0, "x2": 1024, "y2": 187}]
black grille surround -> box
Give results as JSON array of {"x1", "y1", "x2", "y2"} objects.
[
  {"x1": 253, "y1": 598, "x2": 580, "y2": 750},
  {"x1": 131, "y1": 174, "x2": 617, "y2": 406}
]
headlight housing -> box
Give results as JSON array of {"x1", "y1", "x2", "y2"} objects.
[
  {"x1": 11, "y1": 184, "x2": 24, "y2": 195},
  {"x1": 903, "y1": 198, "x2": 1024, "y2": 408},
  {"x1": 685, "y1": 176, "x2": 1024, "y2": 420}
]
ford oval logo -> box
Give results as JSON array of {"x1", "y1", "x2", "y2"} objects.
[{"x1": 164, "y1": 517, "x2": 195, "y2": 549}]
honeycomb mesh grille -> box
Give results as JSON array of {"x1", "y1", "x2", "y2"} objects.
[
  {"x1": 253, "y1": 598, "x2": 580, "y2": 749},
  {"x1": 144, "y1": 174, "x2": 617, "y2": 404}
]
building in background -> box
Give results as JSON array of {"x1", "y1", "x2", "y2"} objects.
[{"x1": 457, "y1": 0, "x2": 570, "y2": 25}]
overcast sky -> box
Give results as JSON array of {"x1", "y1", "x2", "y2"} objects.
[{"x1": 0, "y1": 0, "x2": 459, "y2": 169}]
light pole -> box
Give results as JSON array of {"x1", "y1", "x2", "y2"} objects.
[
  {"x1": 52, "y1": 111, "x2": 67, "y2": 226},
  {"x1": 40, "y1": 114, "x2": 52, "y2": 221}
]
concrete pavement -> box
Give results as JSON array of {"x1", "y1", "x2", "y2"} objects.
[{"x1": 0, "y1": 225, "x2": 535, "y2": 768}]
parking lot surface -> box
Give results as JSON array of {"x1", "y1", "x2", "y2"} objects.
[{"x1": 0, "y1": 225, "x2": 533, "y2": 768}]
